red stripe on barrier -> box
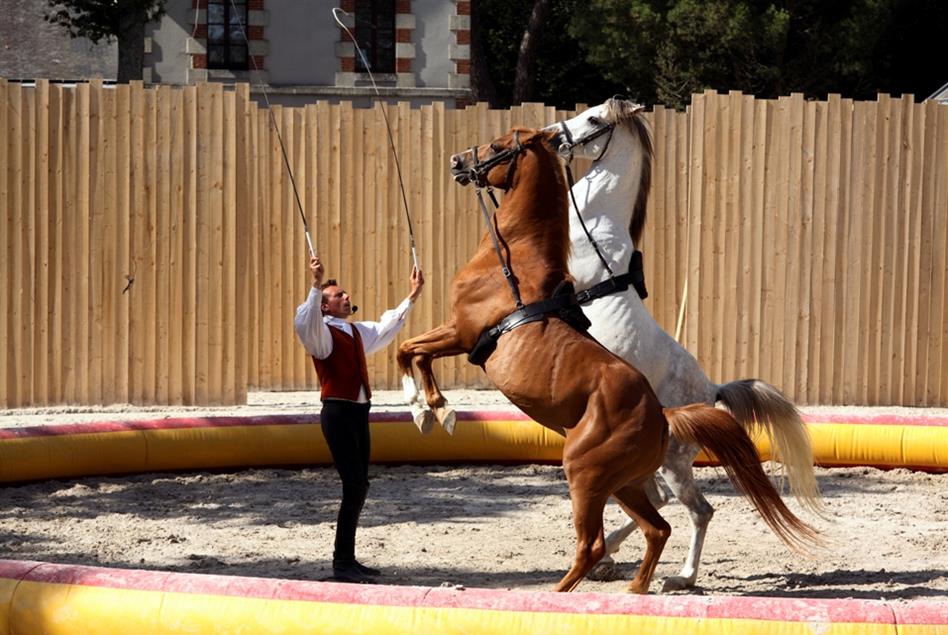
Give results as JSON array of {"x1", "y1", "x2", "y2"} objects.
[
  {"x1": 0, "y1": 559, "x2": 938, "y2": 624},
  {"x1": 2, "y1": 410, "x2": 946, "y2": 441},
  {"x1": 0, "y1": 415, "x2": 320, "y2": 439},
  {"x1": 801, "y1": 414, "x2": 948, "y2": 427},
  {"x1": 891, "y1": 601, "x2": 948, "y2": 625}
]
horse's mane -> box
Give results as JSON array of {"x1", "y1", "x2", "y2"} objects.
[
  {"x1": 518, "y1": 128, "x2": 571, "y2": 274},
  {"x1": 601, "y1": 98, "x2": 653, "y2": 247}
]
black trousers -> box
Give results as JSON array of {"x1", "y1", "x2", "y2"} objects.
[{"x1": 320, "y1": 399, "x2": 371, "y2": 567}]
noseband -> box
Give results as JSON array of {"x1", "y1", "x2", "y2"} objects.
[
  {"x1": 556, "y1": 118, "x2": 615, "y2": 163},
  {"x1": 465, "y1": 130, "x2": 525, "y2": 188}
]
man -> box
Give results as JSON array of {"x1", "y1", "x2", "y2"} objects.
[{"x1": 294, "y1": 255, "x2": 424, "y2": 583}]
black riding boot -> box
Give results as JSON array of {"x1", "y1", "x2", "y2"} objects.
[{"x1": 332, "y1": 482, "x2": 374, "y2": 581}]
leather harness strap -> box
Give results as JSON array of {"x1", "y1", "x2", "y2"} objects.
[{"x1": 575, "y1": 250, "x2": 648, "y2": 304}]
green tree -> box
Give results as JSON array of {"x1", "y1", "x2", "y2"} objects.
[
  {"x1": 45, "y1": 0, "x2": 167, "y2": 83},
  {"x1": 568, "y1": 0, "x2": 948, "y2": 109},
  {"x1": 476, "y1": 0, "x2": 625, "y2": 108}
]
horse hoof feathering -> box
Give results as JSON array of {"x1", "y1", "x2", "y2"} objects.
[{"x1": 396, "y1": 125, "x2": 822, "y2": 593}]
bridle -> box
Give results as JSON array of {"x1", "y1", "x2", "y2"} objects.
[
  {"x1": 459, "y1": 131, "x2": 528, "y2": 310},
  {"x1": 555, "y1": 117, "x2": 615, "y2": 164},
  {"x1": 465, "y1": 130, "x2": 525, "y2": 189},
  {"x1": 555, "y1": 116, "x2": 621, "y2": 281},
  {"x1": 554, "y1": 114, "x2": 649, "y2": 302},
  {"x1": 456, "y1": 131, "x2": 592, "y2": 366}
]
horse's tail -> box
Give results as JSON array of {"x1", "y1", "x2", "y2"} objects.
[
  {"x1": 715, "y1": 379, "x2": 824, "y2": 516},
  {"x1": 665, "y1": 404, "x2": 822, "y2": 553}
]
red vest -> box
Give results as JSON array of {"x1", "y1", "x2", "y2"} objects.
[{"x1": 311, "y1": 324, "x2": 372, "y2": 402}]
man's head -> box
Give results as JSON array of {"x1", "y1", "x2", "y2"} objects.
[{"x1": 320, "y1": 279, "x2": 353, "y2": 318}]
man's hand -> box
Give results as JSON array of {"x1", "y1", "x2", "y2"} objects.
[
  {"x1": 408, "y1": 265, "x2": 425, "y2": 302},
  {"x1": 310, "y1": 256, "x2": 324, "y2": 288}
]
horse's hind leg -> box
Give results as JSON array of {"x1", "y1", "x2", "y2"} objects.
[
  {"x1": 655, "y1": 442, "x2": 711, "y2": 591},
  {"x1": 611, "y1": 484, "x2": 671, "y2": 594},
  {"x1": 396, "y1": 323, "x2": 465, "y2": 434},
  {"x1": 588, "y1": 476, "x2": 671, "y2": 581},
  {"x1": 553, "y1": 466, "x2": 610, "y2": 592}
]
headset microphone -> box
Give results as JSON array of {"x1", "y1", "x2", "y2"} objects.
[{"x1": 351, "y1": 305, "x2": 359, "y2": 314}]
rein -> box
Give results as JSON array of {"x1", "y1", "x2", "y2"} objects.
[
  {"x1": 555, "y1": 117, "x2": 649, "y2": 302},
  {"x1": 558, "y1": 120, "x2": 616, "y2": 278},
  {"x1": 467, "y1": 131, "x2": 526, "y2": 310},
  {"x1": 459, "y1": 133, "x2": 591, "y2": 365}
]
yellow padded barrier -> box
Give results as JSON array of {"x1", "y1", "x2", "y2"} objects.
[
  {"x1": 1, "y1": 560, "x2": 945, "y2": 635},
  {"x1": 1, "y1": 412, "x2": 946, "y2": 634},
  {"x1": 1, "y1": 412, "x2": 946, "y2": 484}
]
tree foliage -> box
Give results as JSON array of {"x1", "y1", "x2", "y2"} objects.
[
  {"x1": 477, "y1": 0, "x2": 625, "y2": 108},
  {"x1": 45, "y1": 0, "x2": 167, "y2": 43},
  {"x1": 478, "y1": 0, "x2": 948, "y2": 110},
  {"x1": 45, "y1": 0, "x2": 167, "y2": 82}
]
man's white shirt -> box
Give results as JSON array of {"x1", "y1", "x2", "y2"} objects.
[{"x1": 294, "y1": 287, "x2": 414, "y2": 403}]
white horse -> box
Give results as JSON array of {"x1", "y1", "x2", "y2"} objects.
[{"x1": 543, "y1": 98, "x2": 823, "y2": 590}]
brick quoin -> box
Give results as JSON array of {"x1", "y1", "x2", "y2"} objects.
[
  {"x1": 340, "y1": 57, "x2": 356, "y2": 72},
  {"x1": 341, "y1": 0, "x2": 355, "y2": 10},
  {"x1": 395, "y1": 0, "x2": 411, "y2": 13},
  {"x1": 250, "y1": 55, "x2": 266, "y2": 69},
  {"x1": 396, "y1": 58, "x2": 412, "y2": 73},
  {"x1": 455, "y1": 30, "x2": 470, "y2": 45},
  {"x1": 247, "y1": 0, "x2": 264, "y2": 9},
  {"x1": 396, "y1": 29, "x2": 412, "y2": 43},
  {"x1": 192, "y1": 54, "x2": 207, "y2": 69},
  {"x1": 456, "y1": 1, "x2": 470, "y2": 16},
  {"x1": 246, "y1": 26, "x2": 264, "y2": 39},
  {"x1": 193, "y1": 24, "x2": 207, "y2": 39},
  {"x1": 455, "y1": 59, "x2": 470, "y2": 74}
]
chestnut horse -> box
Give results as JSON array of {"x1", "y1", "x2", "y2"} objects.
[
  {"x1": 397, "y1": 127, "x2": 818, "y2": 593},
  {"x1": 546, "y1": 99, "x2": 823, "y2": 589}
]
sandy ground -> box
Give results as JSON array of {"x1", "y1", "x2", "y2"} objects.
[{"x1": 1, "y1": 390, "x2": 947, "y2": 600}]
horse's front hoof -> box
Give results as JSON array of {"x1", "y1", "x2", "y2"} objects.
[
  {"x1": 434, "y1": 407, "x2": 457, "y2": 435},
  {"x1": 660, "y1": 575, "x2": 694, "y2": 593},
  {"x1": 586, "y1": 558, "x2": 620, "y2": 582},
  {"x1": 411, "y1": 405, "x2": 435, "y2": 435}
]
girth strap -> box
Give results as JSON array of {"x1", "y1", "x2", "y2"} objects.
[
  {"x1": 575, "y1": 250, "x2": 649, "y2": 304},
  {"x1": 467, "y1": 284, "x2": 591, "y2": 366}
]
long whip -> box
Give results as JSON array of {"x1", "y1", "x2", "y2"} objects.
[
  {"x1": 229, "y1": 0, "x2": 316, "y2": 257},
  {"x1": 332, "y1": 7, "x2": 421, "y2": 271}
]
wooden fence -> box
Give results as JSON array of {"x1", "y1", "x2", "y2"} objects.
[{"x1": 1, "y1": 80, "x2": 946, "y2": 407}]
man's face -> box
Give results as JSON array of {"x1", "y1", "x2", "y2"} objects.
[{"x1": 321, "y1": 284, "x2": 352, "y2": 318}]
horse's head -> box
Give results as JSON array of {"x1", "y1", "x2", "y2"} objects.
[
  {"x1": 450, "y1": 127, "x2": 559, "y2": 190},
  {"x1": 546, "y1": 98, "x2": 653, "y2": 247},
  {"x1": 545, "y1": 99, "x2": 646, "y2": 163}
]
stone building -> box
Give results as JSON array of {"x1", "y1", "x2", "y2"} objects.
[{"x1": 0, "y1": 0, "x2": 473, "y2": 107}]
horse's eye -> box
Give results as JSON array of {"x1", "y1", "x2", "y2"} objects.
[
  {"x1": 490, "y1": 143, "x2": 503, "y2": 152},
  {"x1": 588, "y1": 116, "x2": 601, "y2": 126}
]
